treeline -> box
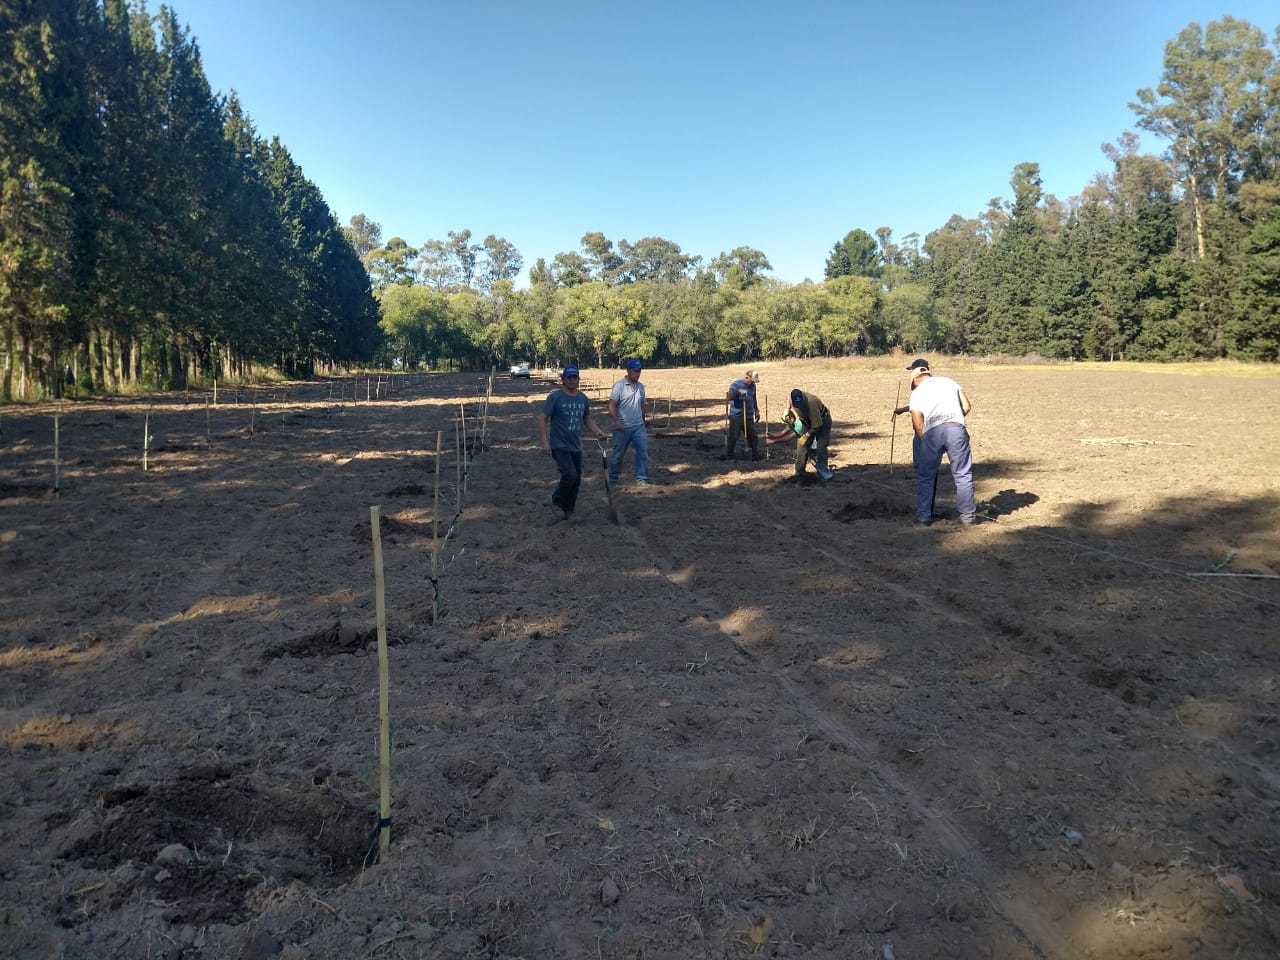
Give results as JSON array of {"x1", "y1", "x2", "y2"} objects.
[
  {"x1": 1, "y1": 0, "x2": 379, "y2": 401},
  {"x1": 3, "y1": 12, "x2": 1278, "y2": 403},
  {"x1": 367, "y1": 16, "x2": 1280, "y2": 371}
]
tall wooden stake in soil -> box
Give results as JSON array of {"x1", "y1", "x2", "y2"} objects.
[
  {"x1": 454, "y1": 416, "x2": 462, "y2": 517},
  {"x1": 764, "y1": 397, "x2": 770, "y2": 461},
  {"x1": 53, "y1": 409, "x2": 61, "y2": 493},
  {"x1": 432, "y1": 430, "x2": 442, "y2": 624},
  {"x1": 369, "y1": 505, "x2": 392, "y2": 858},
  {"x1": 459, "y1": 402, "x2": 469, "y2": 493},
  {"x1": 889, "y1": 381, "x2": 902, "y2": 477}
]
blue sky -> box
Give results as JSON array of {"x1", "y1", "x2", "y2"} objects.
[{"x1": 173, "y1": 0, "x2": 1278, "y2": 286}]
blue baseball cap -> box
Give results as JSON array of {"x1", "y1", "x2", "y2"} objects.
[
  {"x1": 626, "y1": 359, "x2": 643, "y2": 372},
  {"x1": 562, "y1": 365, "x2": 579, "y2": 378},
  {"x1": 790, "y1": 389, "x2": 805, "y2": 407}
]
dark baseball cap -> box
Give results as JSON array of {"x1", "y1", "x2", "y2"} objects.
[
  {"x1": 790, "y1": 389, "x2": 805, "y2": 406},
  {"x1": 625, "y1": 359, "x2": 642, "y2": 372},
  {"x1": 562, "y1": 365, "x2": 579, "y2": 378},
  {"x1": 906, "y1": 358, "x2": 930, "y2": 371}
]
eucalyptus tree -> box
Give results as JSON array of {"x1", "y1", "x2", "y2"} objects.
[
  {"x1": 527, "y1": 257, "x2": 553, "y2": 289},
  {"x1": 368, "y1": 237, "x2": 419, "y2": 289},
  {"x1": 475, "y1": 234, "x2": 523, "y2": 293},
  {"x1": 710, "y1": 247, "x2": 772, "y2": 289},
  {"x1": 344, "y1": 214, "x2": 382, "y2": 260},
  {"x1": 550, "y1": 250, "x2": 590, "y2": 287},
  {"x1": 616, "y1": 236, "x2": 700, "y2": 284},
  {"x1": 1131, "y1": 16, "x2": 1275, "y2": 259},
  {"x1": 580, "y1": 231, "x2": 624, "y2": 284}
]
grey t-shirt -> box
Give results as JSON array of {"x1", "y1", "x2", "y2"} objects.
[{"x1": 610, "y1": 377, "x2": 646, "y2": 428}]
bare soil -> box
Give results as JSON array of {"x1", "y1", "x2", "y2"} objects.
[{"x1": 2, "y1": 360, "x2": 1278, "y2": 960}]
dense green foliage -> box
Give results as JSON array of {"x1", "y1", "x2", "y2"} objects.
[
  {"x1": 3, "y1": 10, "x2": 1277, "y2": 400},
  {"x1": 366, "y1": 15, "x2": 1280, "y2": 372},
  {"x1": 1, "y1": 0, "x2": 377, "y2": 400}
]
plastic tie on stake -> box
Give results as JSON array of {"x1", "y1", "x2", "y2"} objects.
[{"x1": 363, "y1": 816, "x2": 393, "y2": 867}]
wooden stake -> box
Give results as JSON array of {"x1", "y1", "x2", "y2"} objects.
[
  {"x1": 764, "y1": 396, "x2": 770, "y2": 461},
  {"x1": 890, "y1": 381, "x2": 902, "y2": 477},
  {"x1": 459, "y1": 402, "x2": 469, "y2": 493},
  {"x1": 206, "y1": 397, "x2": 212, "y2": 448},
  {"x1": 143, "y1": 408, "x2": 151, "y2": 471},
  {"x1": 369, "y1": 505, "x2": 392, "y2": 857},
  {"x1": 54, "y1": 408, "x2": 61, "y2": 493},
  {"x1": 432, "y1": 430, "x2": 442, "y2": 624},
  {"x1": 455, "y1": 416, "x2": 463, "y2": 518}
]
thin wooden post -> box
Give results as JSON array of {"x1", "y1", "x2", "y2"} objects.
[
  {"x1": 54, "y1": 408, "x2": 61, "y2": 493},
  {"x1": 370, "y1": 505, "x2": 392, "y2": 858},
  {"x1": 459, "y1": 402, "x2": 469, "y2": 492},
  {"x1": 455, "y1": 416, "x2": 463, "y2": 518},
  {"x1": 432, "y1": 430, "x2": 442, "y2": 624},
  {"x1": 143, "y1": 408, "x2": 151, "y2": 471},
  {"x1": 890, "y1": 381, "x2": 902, "y2": 477},
  {"x1": 764, "y1": 397, "x2": 770, "y2": 461}
]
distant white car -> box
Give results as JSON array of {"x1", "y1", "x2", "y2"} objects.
[{"x1": 509, "y1": 361, "x2": 531, "y2": 378}]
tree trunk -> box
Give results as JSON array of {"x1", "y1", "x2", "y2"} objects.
[
  {"x1": 1189, "y1": 170, "x2": 1206, "y2": 260},
  {"x1": 2, "y1": 323, "x2": 13, "y2": 402}
]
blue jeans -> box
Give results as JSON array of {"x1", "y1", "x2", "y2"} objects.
[
  {"x1": 917, "y1": 423, "x2": 976, "y2": 523},
  {"x1": 609, "y1": 425, "x2": 648, "y2": 482},
  {"x1": 551, "y1": 449, "x2": 583, "y2": 514}
]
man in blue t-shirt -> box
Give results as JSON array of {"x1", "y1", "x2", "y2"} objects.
[
  {"x1": 724, "y1": 369, "x2": 761, "y2": 462},
  {"x1": 539, "y1": 365, "x2": 608, "y2": 521}
]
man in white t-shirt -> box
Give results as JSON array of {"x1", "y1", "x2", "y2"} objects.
[{"x1": 908, "y1": 365, "x2": 978, "y2": 525}]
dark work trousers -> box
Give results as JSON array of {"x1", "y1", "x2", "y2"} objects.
[
  {"x1": 797, "y1": 411, "x2": 833, "y2": 475},
  {"x1": 551, "y1": 448, "x2": 584, "y2": 514},
  {"x1": 726, "y1": 415, "x2": 759, "y2": 460}
]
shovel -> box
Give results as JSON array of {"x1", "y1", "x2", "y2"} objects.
[{"x1": 596, "y1": 438, "x2": 620, "y2": 524}]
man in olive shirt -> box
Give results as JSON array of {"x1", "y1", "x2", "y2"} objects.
[{"x1": 767, "y1": 388, "x2": 833, "y2": 480}]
